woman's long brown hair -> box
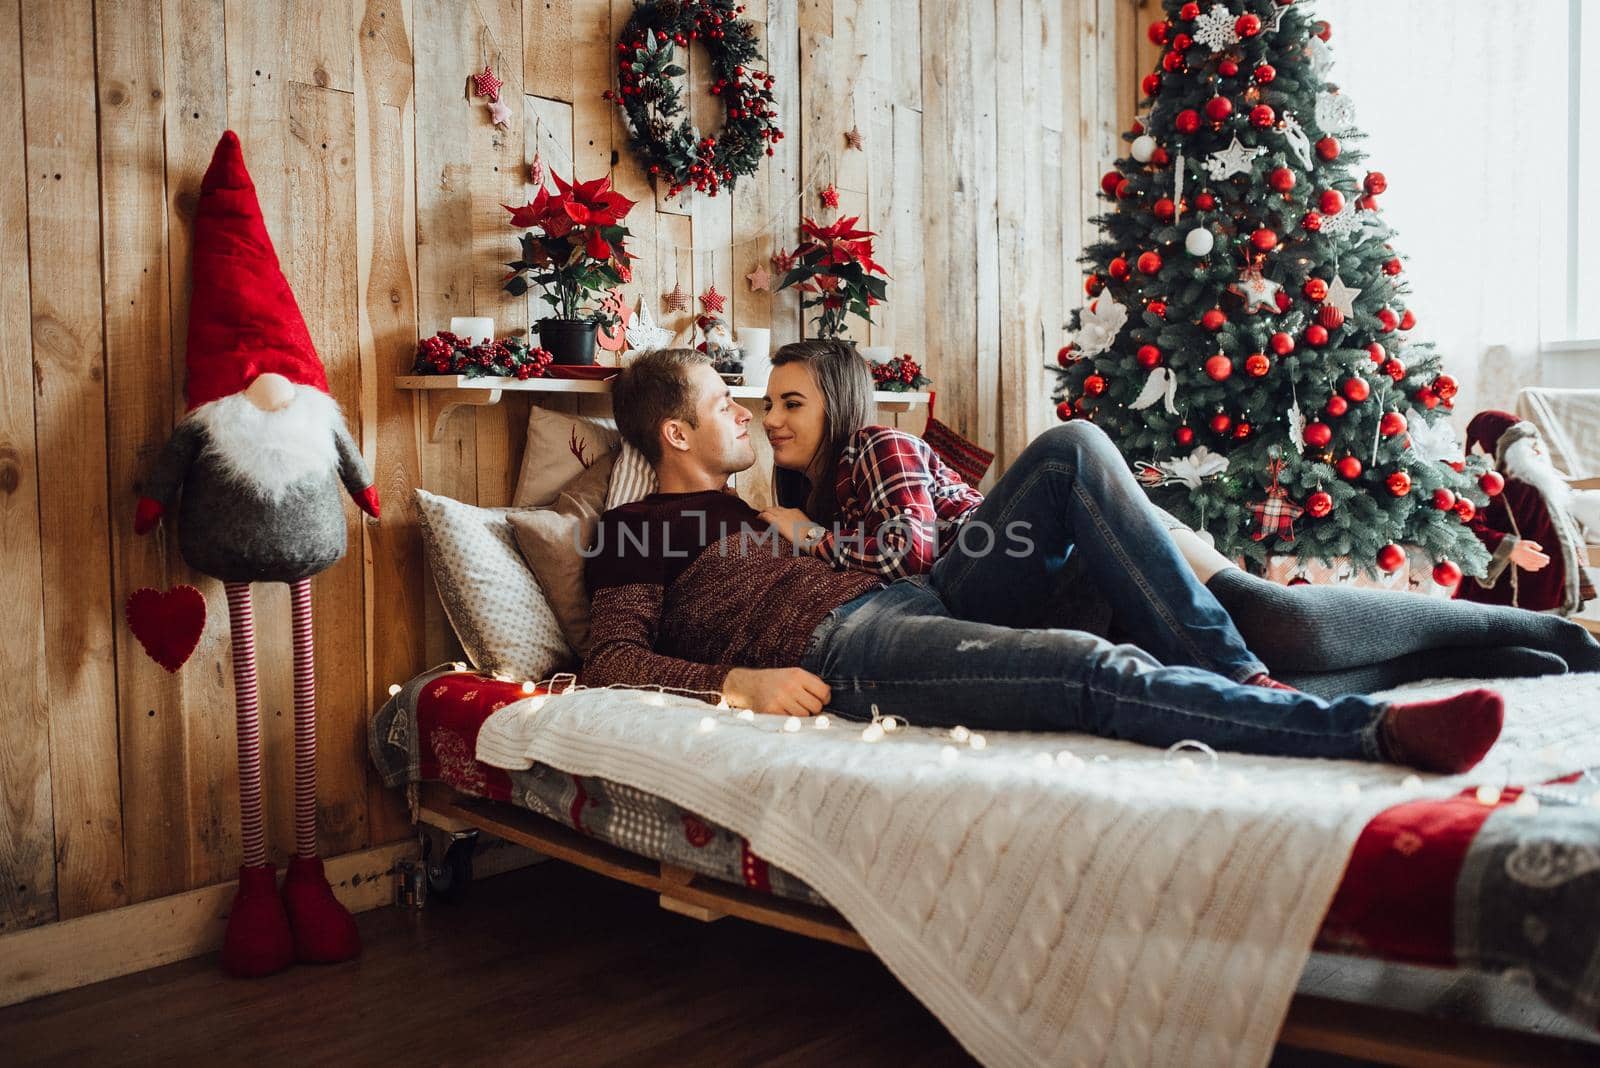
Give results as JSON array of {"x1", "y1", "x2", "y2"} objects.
[{"x1": 769, "y1": 340, "x2": 875, "y2": 524}]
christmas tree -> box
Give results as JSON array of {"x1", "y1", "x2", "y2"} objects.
[{"x1": 1049, "y1": 0, "x2": 1495, "y2": 584}]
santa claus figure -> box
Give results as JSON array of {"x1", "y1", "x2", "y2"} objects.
[
  {"x1": 134, "y1": 131, "x2": 379, "y2": 977},
  {"x1": 1457, "y1": 409, "x2": 1593, "y2": 615}
]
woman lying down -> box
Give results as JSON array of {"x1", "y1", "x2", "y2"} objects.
[{"x1": 584, "y1": 347, "x2": 1600, "y2": 776}]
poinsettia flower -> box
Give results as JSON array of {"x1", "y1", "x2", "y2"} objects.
[
  {"x1": 553, "y1": 170, "x2": 637, "y2": 228},
  {"x1": 503, "y1": 199, "x2": 543, "y2": 229},
  {"x1": 586, "y1": 228, "x2": 612, "y2": 261},
  {"x1": 800, "y1": 215, "x2": 875, "y2": 243}
]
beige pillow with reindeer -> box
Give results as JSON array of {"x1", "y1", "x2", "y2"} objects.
[{"x1": 511, "y1": 407, "x2": 620, "y2": 507}]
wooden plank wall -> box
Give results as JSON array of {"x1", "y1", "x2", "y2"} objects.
[{"x1": 0, "y1": 0, "x2": 1148, "y2": 937}]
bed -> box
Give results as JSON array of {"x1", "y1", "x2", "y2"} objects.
[{"x1": 371, "y1": 664, "x2": 1600, "y2": 1065}]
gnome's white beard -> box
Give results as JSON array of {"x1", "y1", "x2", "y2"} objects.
[
  {"x1": 189, "y1": 386, "x2": 343, "y2": 501},
  {"x1": 1502, "y1": 436, "x2": 1571, "y2": 507}
]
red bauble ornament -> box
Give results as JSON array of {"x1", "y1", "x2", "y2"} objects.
[
  {"x1": 1269, "y1": 331, "x2": 1294, "y2": 355},
  {"x1": 1302, "y1": 211, "x2": 1323, "y2": 232},
  {"x1": 1303, "y1": 421, "x2": 1332, "y2": 448},
  {"x1": 1233, "y1": 421, "x2": 1253, "y2": 440},
  {"x1": 1153, "y1": 197, "x2": 1176, "y2": 221},
  {"x1": 1435, "y1": 373, "x2": 1458, "y2": 400},
  {"x1": 1236, "y1": 12, "x2": 1261, "y2": 36},
  {"x1": 1244, "y1": 352, "x2": 1270, "y2": 377},
  {"x1": 1318, "y1": 305, "x2": 1345, "y2": 331},
  {"x1": 1387, "y1": 470, "x2": 1412, "y2": 497},
  {"x1": 1357, "y1": 193, "x2": 1379, "y2": 211},
  {"x1": 1399, "y1": 308, "x2": 1416, "y2": 331},
  {"x1": 1368, "y1": 342, "x2": 1386, "y2": 364},
  {"x1": 1137, "y1": 344, "x2": 1162, "y2": 369},
  {"x1": 1100, "y1": 171, "x2": 1122, "y2": 197},
  {"x1": 1163, "y1": 50, "x2": 1185, "y2": 73},
  {"x1": 1204, "y1": 354, "x2": 1233, "y2": 380},
  {"x1": 1268, "y1": 166, "x2": 1296, "y2": 193},
  {"x1": 1151, "y1": 147, "x2": 1170, "y2": 166},
  {"x1": 1306, "y1": 490, "x2": 1333, "y2": 518},
  {"x1": 1115, "y1": 178, "x2": 1133, "y2": 199},
  {"x1": 1254, "y1": 64, "x2": 1276, "y2": 84},
  {"x1": 1200, "y1": 308, "x2": 1227, "y2": 331},
  {"x1": 1416, "y1": 386, "x2": 1439, "y2": 409},
  {"x1": 1137, "y1": 251, "x2": 1163, "y2": 274},
  {"x1": 1249, "y1": 227, "x2": 1277, "y2": 251},
  {"x1": 1314, "y1": 19, "x2": 1332, "y2": 41},
  {"x1": 1109, "y1": 256, "x2": 1131, "y2": 280},
  {"x1": 1274, "y1": 289, "x2": 1293, "y2": 313},
  {"x1": 1337, "y1": 455, "x2": 1363, "y2": 480},
  {"x1": 1341, "y1": 376, "x2": 1370, "y2": 402},
  {"x1": 1179, "y1": 1, "x2": 1200, "y2": 18},
  {"x1": 1174, "y1": 425, "x2": 1195, "y2": 446},
  {"x1": 1480, "y1": 470, "x2": 1506, "y2": 496},
  {"x1": 1175, "y1": 109, "x2": 1200, "y2": 134},
  {"x1": 1143, "y1": 72, "x2": 1163, "y2": 97},
  {"x1": 1209, "y1": 412, "x2": 1232, "y2": 434},
  {"x1": 1172, "y1": 31, "x2": 1193, "y2": 51},
  {"x1": 1383, "y1": 257, "x2": 1403, "y2": 276},
  {"x1": 1379, "y1": 411, "x2": 1406, "y2": 436},
  {"x1": 1432, "y1": 487, "x2": 1457, "y2": 511},
  {"x1": 1218, "y1": 58, "x2": 1239, "y2": 77},
  {"x1": 1195, "y1": 191, "x2": 1216, "y2": 210},
  {"x1": 1085, "y1": 274, "x2": 1103, "y2": 295},
  {"x1": 1364, "y1": 171, "x2": 1387, "y2": 195},
  {"x1": 1302, "y1": 277, "x2": 1328, "y2": 302},
  {"x1": 1315, "y1": 136, "x2": 1340, "y2": 160},
  {"x1": 1305, "y1": 324, "x2": 1329, "y2": 347},
  {"x1": 1455, "y1": 497, "x2": 1477, "y2": 522},
  {"x1": 1376, "y1": 544, "x2": 1406, "y2": 573},
  {"x1": 1325, "y1": 395, "x2": 1348, "y2": 417},
  {"x1": 1377, "y1": 308, "x2": 1399, "y2": 333},
  {"x1": 1432, "y1": 560, "x2": 1462, "y2": 588},
  {"x1": 1147, "y1": 20, "x2": 1169, "y2": 44},
  {"x1": 1249, "y1": 104, "x2": 1275, "y2": 128},
  {"x1": 1204, "y1": 95, "x2": 1233, "y2": 122},
  {"x1": 1318, "y1": 189, "x2": 1346, "y2": 215},
  {"x1": 1056, "y1": 344, "x2": 1078, "y2": 367},
  {"x1": 1083, "y1": 374, "x2": 1107, "y2": 397},
  {"x1": 1056, "y1": 400, "x2": 1073, "y2": 421},
  {"x1": 1382, "y1": 358, "x2": 1406, "y2": 381},
  {"x1": 1147, "y1": 300, "x2": 1167, "y2": 318}
]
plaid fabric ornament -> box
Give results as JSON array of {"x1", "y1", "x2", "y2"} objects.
[
  {"x1": 473, "y1": 64, "x2": 503, "y2": 101},
  {"x1": 1249, "y1": 459, "x2": 1304, "y2": 542},
  {"x1": 922, "y1": 392, "x2": 993, "y2": 488},
  {"x1": 664, "y1": 282, "x2": 690, "y2": 313},
  {"x1": 699, "y1": 284, "x2": 726, "y2": 314}
]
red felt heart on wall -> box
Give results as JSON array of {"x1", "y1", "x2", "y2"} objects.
[{"x1": 125, "y1": 585, "x2": 207, "y2": 672}]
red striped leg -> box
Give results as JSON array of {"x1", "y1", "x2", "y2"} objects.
[
  {"x1": 225, "y1": 582, "x2": 267, "y2": 869},
  {"x1": 289, "y1": 578, "x2": 318, "y2": 859}
]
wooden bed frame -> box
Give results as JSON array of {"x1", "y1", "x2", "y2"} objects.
[{"x1": 416, "y1": 782, "x2": 1598, "y2": 1067}]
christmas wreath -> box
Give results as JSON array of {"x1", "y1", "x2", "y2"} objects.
[{"x1": 603, "y1": 0, "x2": 782, "y2": 199}]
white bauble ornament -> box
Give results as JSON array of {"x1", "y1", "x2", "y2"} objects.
[
  {"x1": 1131, "y1": 135, "x2": 1157, "y2": 164},
  {"x1": 1185, "y1": 227, "x2": 1215, "y2": 257}
]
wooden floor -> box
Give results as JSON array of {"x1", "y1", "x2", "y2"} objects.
[{"x1": 0, "y1": 861, "x2": 1499, "y2": 1067}]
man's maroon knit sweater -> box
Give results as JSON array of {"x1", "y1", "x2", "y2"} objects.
[{"x1": 582, "y1": 489, "x2": 883, "y2": 702}]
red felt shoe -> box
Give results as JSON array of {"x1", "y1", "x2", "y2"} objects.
[
  {"x1": 282, "y1": 854, "x2": 361, "y2": 964},
  {"x1": 221, "y1": 863, "x2": 294, "y2": 978}
]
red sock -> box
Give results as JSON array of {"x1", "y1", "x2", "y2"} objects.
[
  {"x1": 222, "y1": 863, "x2": 294, "y2": 979},
  {"x1": 1245, "y1": 672, "x2": 1298, "y2": 692},
  {"x1": 1381, "y1": 689, "x2": 1504, "y2": 773},
  {"x1": 282, "y1": 855, "x2": 361, "y2": 964}
]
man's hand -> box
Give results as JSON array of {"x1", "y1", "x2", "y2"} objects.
[
  {"x1": 1510, "y1": 539, "x2": 1550, "y2": 572},
  {"x1": 723, "y1": 667, "x2": 831, "y2": 717},
  {"x1": 758, "y1": 506, "x2": 818, "y2": 548}
]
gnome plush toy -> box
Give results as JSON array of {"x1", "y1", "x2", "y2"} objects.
[
  {"x1": 1457, "y1": 409, "x2": 1594, "y2": 615},
  {"x1": 134, "y1": 131, "x2": 378, "y2": 977}
]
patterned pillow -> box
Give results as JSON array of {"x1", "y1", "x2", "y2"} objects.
[
  {"x1": 604, "y1": 441, "x2": 659, "y2": 510},
  {"x1": 512, "y1": 408, "x2": 620, "y2": 507},
  {"x1": 414, "y1": 489, "x2": 573, "y2": 679}
]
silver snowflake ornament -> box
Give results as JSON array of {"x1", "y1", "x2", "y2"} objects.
[{"x1": 1193, "y1": 3, "x2": 1240, "y2": 52}]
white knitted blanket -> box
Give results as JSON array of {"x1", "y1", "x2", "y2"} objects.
[{"x1": 476, "y1": 675, "x2": 1600, "y2": 1067}]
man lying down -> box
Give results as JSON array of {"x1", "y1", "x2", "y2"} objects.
[{"x1": 580, "y1": 348, "x2": 1596, "y2": 774}]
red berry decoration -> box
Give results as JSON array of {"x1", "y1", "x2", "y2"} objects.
[
  {"x1": 1435, "y1": 374, "x2": 1458, "y2": 400},
  {"x1": 1302, "y1": 211, "x2": 1323, "y2": 232},
  {"x1": 1380, "y1": 411, "x2": 1406, "y2": 436},
  {"x1": 1325, "y1": 395, "x2": 1348, "y2": 417},
  {"x1": 1175, "y1": 109, "x2": 1200, "y2": 134},
  {"x1": 1056, "y1": 400, "x2": 1073, "y2": 421},
  {"x1": 1316, "y1": 136, "x2": 1340, "y2": 160},
  {"x1": 1305, "y1": 324, "x2": 1329, "y2": 347},
  {"x1": 1204, "y1": 354, "x2": 1233, "y2": 381},
  {"x1": 1302, "y1": 278, "x2": 1328, "y2": 301},
  {"x1": 1143, "y1": 73, "x2": 1163, "y2": 97},
  {"x1": 1147, "y1": 20, "x2": 1169, "y2": 44},
  {"x1": 1056, "y1": 344, "x2": 1076, "y2": 366},
  {"x1": 1303, "y1": 421, "x2": 1332, "y2": 448},
  {"x1": 1100, "y1": 171, "x2": 1122, "y2": 197},
  {"x1": 1244, "y1": 352, "x2": 1270, "y2": 377},
  {"x1": 1368, "y1": 342, "x2": 1386, "y2": 364},
  {"x1": 1318, "y1": 305, "x2": 1345, "y2": 331},
  {"x1": 1253, "y1": 64, "x2": 1276, "y2": 84},
  {"x1": 1137, "y1": 250, "x2": 1163, "y2": 274},
  {"x1": 1337, "y1": 455, "x2": 1363, "y2": 480},
  {"x1": 1147, "y1": 300, "x2": 1168, "y2": 318},
  {"x1": 1480, "y1": 470, "x2": 1506, "y2": 496},
  {"x1": 1386, "y1": 470, "x2": 1412, "y2": 497},
  {"x1": 1364, "y1": 171, "x2": 1387, "y2": 195},
  {"x1": 1269, "y1": 331, "x2": 1294, "y2": 355},
  {"x1": 1377, "y1": 308, "x2": 1399, "y2": 333},
  {"x1": 1083, "y1": 374, "x2": 1107, "y2": 397},
  {"x1": 1268, "y1": 166, "x2": 1296, "y2": 193},
  {"x1": 1382, "y1": 357, "x2": 1406, "y2": 381},
  {"x1": 1153, "y1": 197, "x2": 1176, "y2": 221},
  {"x1": 1455, "y1": 497, "x2": 1477, "y2": 522},
  {"x1": 1209, "y1": 412, "x2": 1232, "y2": 434},
  {"x1": 1432, "y1": 488, "x2": 1457, "y2": 511},
  {"x1": 1306, "y1": 491, "x2": 1333, "y2": 518},
  {"x1": 1432, "y1": 560, "x2": 1462, "y2": 588},
  {"x1": 1174, "y1": 425, "x2": 1195, "y2": 446},
  {"x1": 1318, "y1": 189, "x2": 1346, "y2": 215},
  {"x1": 1200, "y1": 308, "x2": 1227, "y2": 331},
  {"x1": 1179, "y1": 1, "x2": 1200, "y2": 19},
  {"x1": 1204, "y1": 95, "x2": 1234, "y2": 122},
  {"x1": 1137, "y1": 344, "x2": 1162, "y2": 368},
  {"x1": 1195, "y1": 191, "x2": 1216, "y2": 210},
  {"x1": 1249, "y1": 104, "x2": 1275, "y2": 128},
  {"x1": 1399, "y1": 308, "x2": 1417, "y2": 331},
  {"x1": 1109, "y1": 256, "x2": 1131, "y2": 280},
  {"x1": 1376, "y1": 544, "x2": 1406, "y2": 573},
  {"x1": 1341, "y1": 377, "x2": 1370, "y2": 402},
  {"x1": 1236, "y1": 12, "x2": 1261, "y2": 36}
]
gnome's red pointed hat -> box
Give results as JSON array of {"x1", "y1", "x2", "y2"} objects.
[{"x1": 184, "y1": 130, "x2": 327, "y2": 410}]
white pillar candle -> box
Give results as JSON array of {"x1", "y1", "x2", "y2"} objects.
[
  {"x1": 450, "y1": 316, "x2": 495, "y2": 346},
  {"x1": 736, "y1": 327, "x2": 772, "y2": 388},
  {"x1": 860, "y1": 345, "x2": 894, "y2": 364}
]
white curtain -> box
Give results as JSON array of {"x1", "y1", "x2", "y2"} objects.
[{"x1": 1312, "y1": 0, "x2": 1570, "y2": 423}]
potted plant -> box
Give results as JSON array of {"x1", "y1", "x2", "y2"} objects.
[
  {"x1": 772, "y1": 214, "x2": 889, "y2": 340},
  {"x1": 502, "y1": 172, "x2": 638, "y2": 364}
]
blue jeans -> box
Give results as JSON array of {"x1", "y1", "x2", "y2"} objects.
[{"x1": 797, "y1": 424, "x2": 1392, "y2": 762}]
